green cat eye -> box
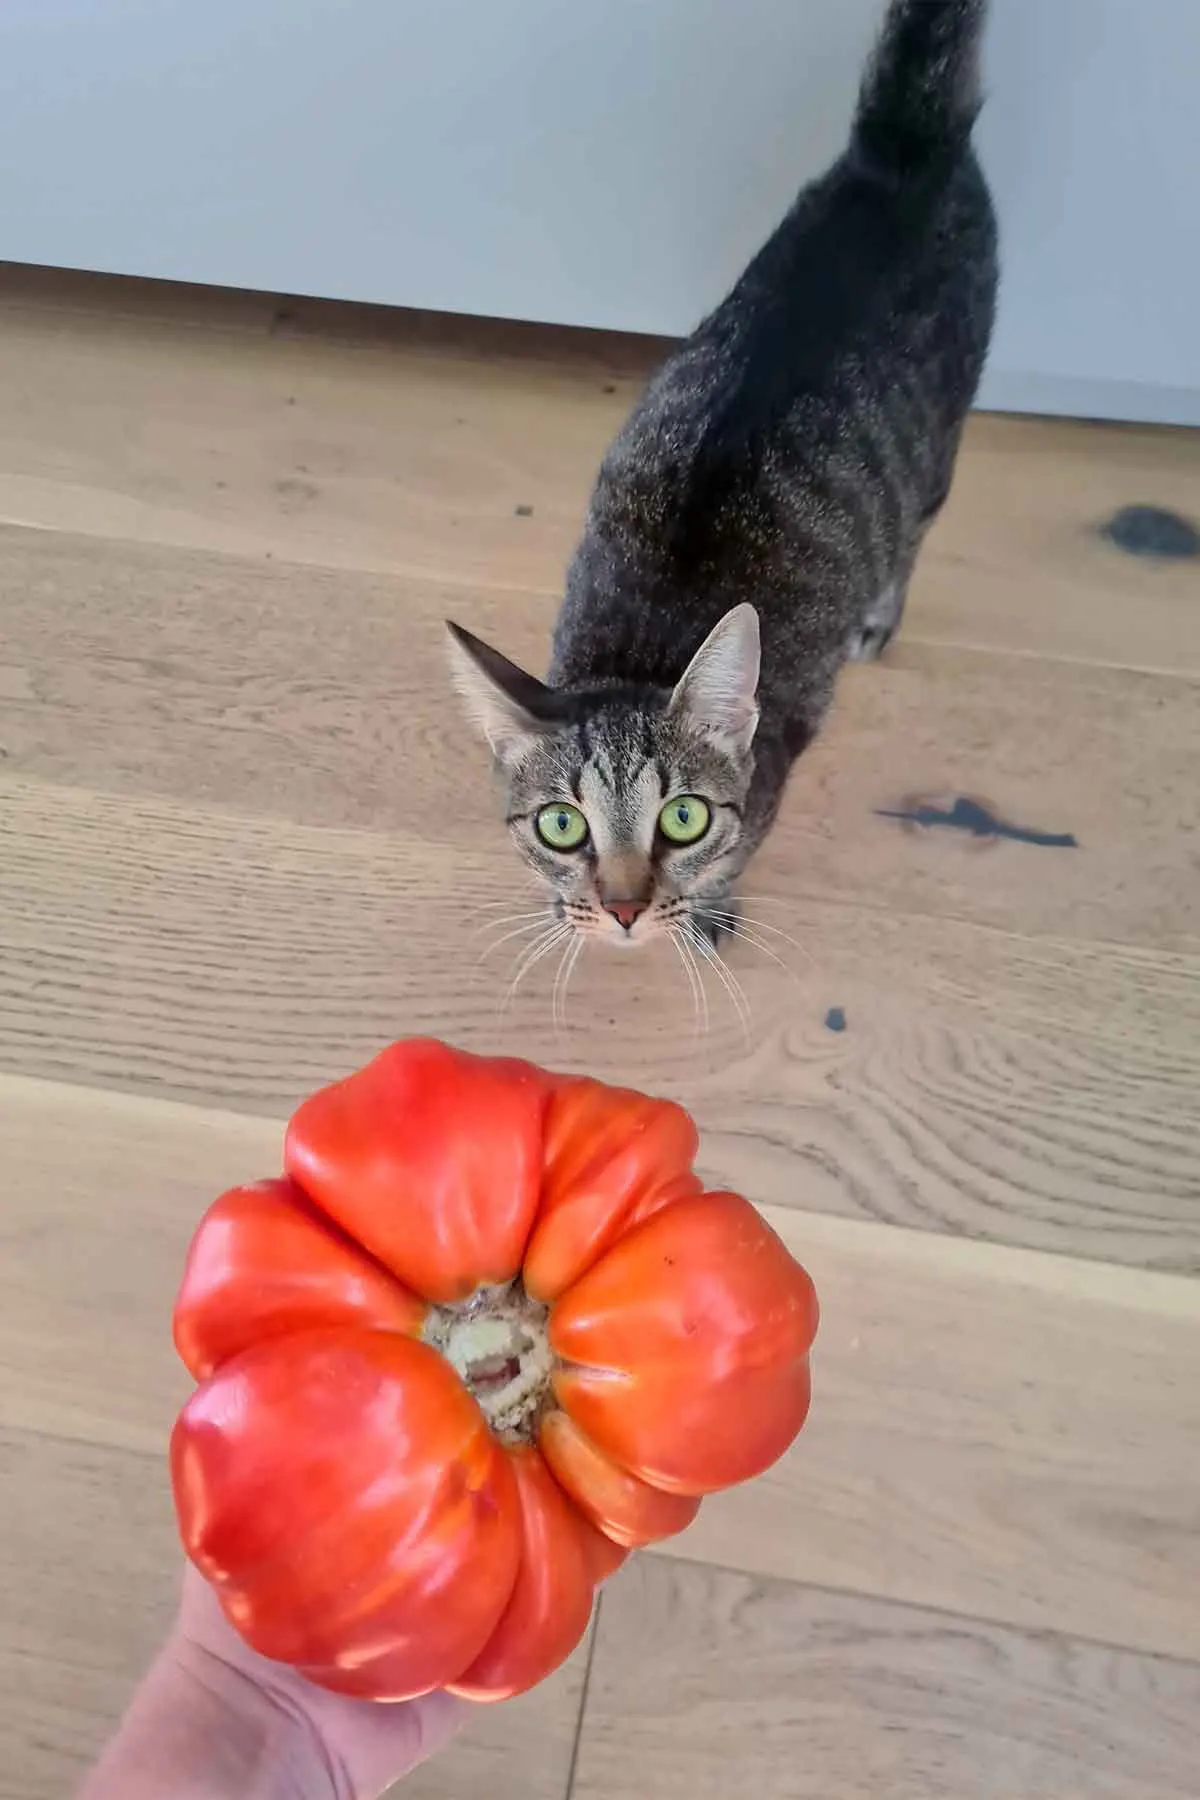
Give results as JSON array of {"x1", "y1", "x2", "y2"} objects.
[
  {"x1": 535, "y1": 802, "x2": 589, "y2": 851},
  {"x1": 658, "y1": 795, "x2": 711, "y2": 845}
]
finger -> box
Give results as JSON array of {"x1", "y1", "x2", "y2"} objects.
[{"x1": 319, "y1": 1687, "x2": 468, "y2": 1797}]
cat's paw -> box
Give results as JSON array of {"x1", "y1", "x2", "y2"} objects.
[
  {"x1": 847, "y1": 621, "x2": 896, "y2": 662},
  {"x1": 849, "y1": 578, "x2": 905, "y2": 662}
]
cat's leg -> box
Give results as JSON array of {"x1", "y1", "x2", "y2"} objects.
[
  {"x1": 847, "y1": 575, "x2": 907, "y2": 662},
  {"x1": 848, "y1": 471, "x2": 953, "y2": 662}
]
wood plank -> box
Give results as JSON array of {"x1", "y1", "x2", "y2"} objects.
[
  {"x1": 677, "y1": 1205, "x2": 1200, "y2": 1660},
  {"x1": 4, "y1": 264, "x2": 1198, "y2": 1800},
  {"x1": 2, "y1": 779, "x2": 1197, "y2": 1270},
  {"x1": 3, "y1": 1076, "x2": 1197, "y2": 1661},
  {"x1": 0, "y1": 289, "x2": 630, "y2": 598},
  {"x1": 914, "y1": 414, "x2": 1200, "y2": 676},
  {"x1": 768, "y1": 644, "x2": 1200, "y2": 952},
  {"x1": 575, "y1": 1557, "x2": 1200, "y2": 1800},
  {"x1": 0, "y1": 260, "x2": 662, "y2": 370},
  {"x1": 0, "y1": 1424, "x2": 587, "y2": 1800},
  {"x1": 0, "y1": 1078, "x2": 261, "y2": 1453},
  {"x1": 1, "y1": 527, "x2": 1197, "y2": 951},
  {"x1": 0, "y1": 265, "x2": 1197, "y2": 672}
]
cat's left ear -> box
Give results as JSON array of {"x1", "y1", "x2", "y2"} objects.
[
  {"x1": 445, "y1": 621, "x2": 557, "y2": 759},
  {"x1": 669, "y1": 603, "x2": 760, "y2": 751}
]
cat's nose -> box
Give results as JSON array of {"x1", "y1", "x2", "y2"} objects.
[{"x1": 603, "y1": 898, "x2": 648, "y2": 932}]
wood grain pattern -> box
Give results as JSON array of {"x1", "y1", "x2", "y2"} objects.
[
  {"x1": 576, "y1": 1558, "x2": 1200, "y2": 1800},
  {"x1": 1, "y1": 265, "x2": 1198, "y2": 673},
  {"x1": 3, "y1": 777, "x2": 1196, "y2": 1271},
  {"x1": 4, "y1": 1075, "x2": 1198, "y2": 1667},
  {"x1": 1, "y1": 521, "x2": 1196, "y2": 952},
  {"x1": 2, "y1": 268, "x2": 1199, "y2": 1798},
  {"x1": 679, "y1": 1204, "x2": 1200, "y2": 1661}
]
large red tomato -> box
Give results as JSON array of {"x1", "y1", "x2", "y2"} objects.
[{"x1": 171, "y1": 1039, "x2": 818, "y2": 1703}]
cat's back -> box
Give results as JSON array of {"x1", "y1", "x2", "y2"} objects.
[
  {"x1": 605, "y1": 137, "x2": 995, "y2": 509},
  {"x1": 552, "y1": 0, "x2": 998, "y2": 689}
]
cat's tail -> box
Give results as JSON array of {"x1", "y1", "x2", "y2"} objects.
[{"x1": 853, "y1": 0, "x2": 988, "y2": 172}]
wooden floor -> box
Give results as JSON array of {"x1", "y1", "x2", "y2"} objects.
[{"x1": 1, "y1": 265, "x2": 1199, "y2": 1800}]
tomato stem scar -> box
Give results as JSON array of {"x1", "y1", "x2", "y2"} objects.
[{"x1": 422, "y1": 1283, "x2": 553, "y2": 1442}]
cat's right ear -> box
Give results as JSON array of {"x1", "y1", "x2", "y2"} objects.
[{"x1": 444, "y1": 622, "x2": 555, "y2": 759}]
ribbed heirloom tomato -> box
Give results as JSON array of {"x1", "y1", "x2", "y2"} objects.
[{"x1": 170, "y1": 1039, "x2": 818, "y2": 1703}]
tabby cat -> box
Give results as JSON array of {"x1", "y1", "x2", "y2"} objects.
[{"x1": 449, "y1": 0, "x2": 998, "y2": 953}]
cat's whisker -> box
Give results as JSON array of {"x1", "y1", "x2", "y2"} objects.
[
  {"x1": 499, "y1": 923, "x2": 573, "y2": 1018},
  {"x1": 462, "y1": 899, "x2": 547, "y2": 924},
  {"x1": 670, "y1": 929, "x2": 702, "y2": 1038},
  {"x1": 721, "y1": 901, "x2": 817, "y2": 944},
  {"x1": 552, "y1": 933, "x2": 585, "y2": 1034},
  {"x1": 669, "y1": 925, "x2": 708, "y2": 1039},
  {"x1": 739, "y1": 924, "x2": 815, "y2": 975},
  {"x1": 469, "y1": 902, "x2": 552, "y2": 920},
  {"x1": 511, "y1": 922, "x2": 572, "y2": 981},
  {"x1": 702, "y1": 905, "x2": 798, "y2": 936},
  {"x1": 472, "y1": 911, "x2": 555, "y2": 945},
  {"x1": 741, "y1": 922, "x2": 816, "y2": 975},
  {"x1": 684, "y1": 921, "x2": 752, "y2": 1042},
  {"x1": 549, "y1": 936, "x2": 571, "y2": 1034},
  {"x1": 700, "y1": 916, "x2": 793, "y2": 975},
  {"x1": 474, "y1": 917, "x2": 559, "y2": 968},
  {"x1": 703, "y1": 909, "x2": 815, "y2": 972},
  {"x1": 725, "y1": 894, "x2": 797, "y2": 907},
  {"x1": 688, "y1": 935, "x2": 752, "y2": 1043},
  {"x1": 565, "y1": 933, "x2": 586, "y2": 1015},
  {"x1": 699, "y1": 915, "x2": 812, "y2": 980}
]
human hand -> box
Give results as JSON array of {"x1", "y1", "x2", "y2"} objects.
[
  {"x1": 174, "y1": 1566, "x2": 466, "y2": 1799},
  {"x1": 79, "y1": 1565, "x2": 465, "y2": 1800}
]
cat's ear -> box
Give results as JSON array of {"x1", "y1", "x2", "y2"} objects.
[
  {"x1": 445, "y1": 622, "x2": 556, "y2": 758},
  {"x1": 669, "y1": 603, "x2": 760, "y2": 750}
]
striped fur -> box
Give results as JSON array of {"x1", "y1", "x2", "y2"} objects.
[{"x1": 449, "y1": 0, "x2": 998, "y2": 949}]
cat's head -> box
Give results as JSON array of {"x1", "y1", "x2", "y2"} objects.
[{"x1": 446, "y1": 605, "x2": 760, "y2": 946}]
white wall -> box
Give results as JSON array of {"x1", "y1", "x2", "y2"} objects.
[{"x1": 0, "y1": 0, "x2": 1196, "y2": 425}]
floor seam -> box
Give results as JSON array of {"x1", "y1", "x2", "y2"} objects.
[
  {"x1": 563, "y1": 1590, "x2": 604, "y2": 1800},
  {"x1": 648, "y1": 1546, "x2": 1200, "y2": 1672}
]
